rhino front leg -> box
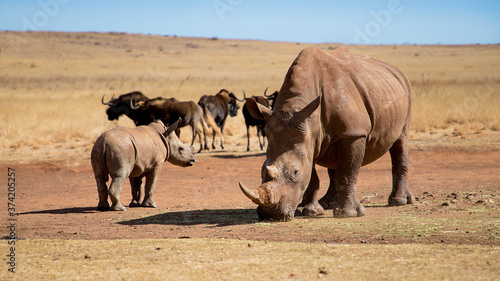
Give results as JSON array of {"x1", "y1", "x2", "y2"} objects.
[
  {"x1": 318, "y1": 168, "x2": 336, "y2": 210},
  {"x1": 129, "y1": 177, "x2": 143, "y2": 207},
  {"x1": 95, "y1": 177, "x2": 110, "y2": 211},
  {"x1": 388, "y1": 131, "x2": 415, "y2": 206},
  {"x1": 296, "y1": 165, "x2": 325, "y2": 217},
  {"x1": 108, "y1": 176, "x2": 126, "y2": 211},
  {"x1": 141, "y1": 167, "x2": 160, "y2": 208},
  {"x1": 333, "y1": 137, "x2": 366, "y2": 218}
]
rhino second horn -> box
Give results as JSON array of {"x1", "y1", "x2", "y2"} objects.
[
  {"x1": 239, "y1": 181, "x2": 262, "y2": 205},
  {"x1": 265, "y1": 165, "x2": 278, "y2": 179}
]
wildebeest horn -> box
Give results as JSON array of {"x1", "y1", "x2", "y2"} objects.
[
  {"x1": 263, "y1": 87, "x2": 270, "y2": 97},
  {"x1": 239, "y1": 181, "x2": 262, "y2": 205},
  {"x1": 101, "y1": 94, "x2": 115, "y2": 106},
  {"x1": 130, "y1": 98, "x2": 140, "y2": 110},
  {"x1": 230, "y1": 92, "x2": 245, "y2": 102},
  {"x1": 242, "y1": 90, "x2": 246, "y2": 99}
]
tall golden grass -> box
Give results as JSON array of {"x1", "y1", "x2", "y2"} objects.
[{"x1": 1, "y1": 31, "x2": 499, "y2": 162}]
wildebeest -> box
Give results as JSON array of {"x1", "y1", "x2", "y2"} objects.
[
  {"x1": 91, "y1": 119, "x2": 195, "y2": 211},
  {"x1": 198, "y1": 89, "x2": 244, "y2": 150},
  {"x1": 102, "y1": 91, "x2": 178, "y2": 124},
  {"x1": 242, "y1": 88, "x2": 275, "y2": 151},
  {"x1": 130, "y1": 97, "x2": 220, "y2": 152},
  {"x1": 239, "y1": 47, "x2": 414, "y2": 221},
  {"x1": 102, "y1": 91, "x2": 151, "y2": 122}
]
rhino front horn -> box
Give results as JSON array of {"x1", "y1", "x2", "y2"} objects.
[{"x1": 239, "y1": 181, "x2": 262, "y2": 205}]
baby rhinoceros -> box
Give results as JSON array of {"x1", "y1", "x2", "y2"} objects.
[{"x1": 91, "y1": 119, "x2": 195, "y2": 211}]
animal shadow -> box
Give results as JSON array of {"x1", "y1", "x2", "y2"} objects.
[
  {"x1": 118, "y1": 208, "x2": 258, "y2": 227},
  {"x1": 19, "y1": 206, "x2": 97, "y2": 215}
]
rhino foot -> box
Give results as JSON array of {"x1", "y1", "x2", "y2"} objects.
[
  {"x1": 295, "y1": 203, "x2": 325, "y2": 217},
  {"x1": 110, "y1": 204, "x2": 126, "y2": 211},
  {"x1": 389, "y1": 195, "x2": 415, "y2": 206},
  {"x1": 333, "y1": 204, "x2": 365, "y2": 218}
]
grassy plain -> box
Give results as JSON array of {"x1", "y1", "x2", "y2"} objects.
[
  {"x1": 1, "y1": 239, "x2": 497, "y2": 280},
  {"x1": 0, "y1": 31, "x2": 499, "y2": 163}
]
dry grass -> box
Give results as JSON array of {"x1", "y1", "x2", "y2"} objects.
[
  {"x1": 1, "y1": 239, "x2": 497, "y2": 280},
  {"x1": 1, "y1": 31, "x2": 499, "y2": 163}
]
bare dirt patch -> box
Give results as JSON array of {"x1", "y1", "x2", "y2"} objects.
[{"x1": 4, "y1": 149, "x2": 499, "y2": 245}]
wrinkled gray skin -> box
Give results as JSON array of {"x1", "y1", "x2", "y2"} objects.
[
  {"x1": 91, "y1": 119, "x2": 195, "y2": 211},
  {"x1": 239, "y1": 47, "x2": 414, "y2": 221}
]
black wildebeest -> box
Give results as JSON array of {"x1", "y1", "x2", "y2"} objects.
[
  {"x1": 241, "y1": 88, "x2": 278, "y2": 151},
  {"x1": 131, "y1": 97, "x2": 220, "y2": 153},
  {"x1": 197, "y1": 89, "x2": 243, "y2": 150},
  {"x1": 102, "y1": 91, "x2": 151, "y2": 122},
  {"x1": 102, "y1": 91, "x2": 179, "y2": 124}
]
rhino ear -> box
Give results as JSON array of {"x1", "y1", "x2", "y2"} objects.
[
  {"x1": 166, "y1": 118, "x2": 182, "y2": 136},
  {"x1": 290, "y1": 97, "x2": 320, "y2": 125},
  {"x1": 246, "y1": 98, "x2": 272, "y2": 122}
]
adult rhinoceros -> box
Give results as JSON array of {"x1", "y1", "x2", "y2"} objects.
[
  {"x1": 239, "y1": 47, "x2": 414, "y2": 221},
  {"x1": 91, "y1": 119, "x2": 195, "y2": 211}
]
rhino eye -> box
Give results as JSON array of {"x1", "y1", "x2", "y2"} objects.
[{"x1": 288, "y1": 168, "x2": 300, "y2": 181}]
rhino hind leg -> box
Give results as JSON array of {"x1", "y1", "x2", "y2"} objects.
[
  {"x1": 108, "y1": 176, "x2": 127, "y2": 211},
  {"x1": 388, "y1": 133, "x2": 415, "y2": 206},
  {"x1": 129, "y1": 177, "x2": 143, "y2": 207},
  {"x1": 296, "y1": 165, "x2": 325, "y2": 217},
  {"x1": 318, "y1": 169, "x2": 337, "y2": 210},
  {"x1": 96, "y1": 177, "x2": 110, "y2": 211},
  {"x1": 332, "y1": 138, "x2": 366, "y2": 218}
]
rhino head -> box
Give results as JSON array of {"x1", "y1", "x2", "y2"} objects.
[
  {"x1": 156, "y1": 119, "x2": 195, "y2": 167},
  {"x1": 239, "y1": 97, "x2": 320, "y2": 221}
]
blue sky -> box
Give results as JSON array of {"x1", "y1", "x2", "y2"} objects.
[{"x1": 1, "y1": 0, "x2": 499, "y2": 44}]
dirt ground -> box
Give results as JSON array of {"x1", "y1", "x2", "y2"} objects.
[{"x1": 2, "y1": 148, "x2": 498, "y2": 245}]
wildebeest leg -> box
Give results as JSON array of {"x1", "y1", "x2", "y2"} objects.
[
  {"x1": 195, "y1": 123, "x2": 204, "y2": 153},
  {"x1": 318, "y1": 168, "x2": 336, "y2": 210},
  {"x1": 257, "y1": 126, "x2": 264, "y2": 150},
  {"x1": 333, "y1": 137, "x2": 366, "y2": 218},
  {"x1": 295, "y1": 165, "x2": 325, "y2": 217},
  {"x1": 108, "y1": 176, "x2": 126, "y2": 211},
  {"x1": 129, "y1": 176, "x2": 143, "y2": 207},
  {"x1": 190, "y1": 124, "x2": 197, "y2": 147},
  {"x1": 203, "y1": 126, "x2": 209, "y2": 150},
  {"x1": 218, "y1": 121, "x2": 226, "y2": 149},
  {"x1": 388, "y1": 131, "x2": 415, "y2": 206},
  {"x1": 211, "y1": 128, "x2": 218, "y2": 150},
  {"x1": 95, "y1": 177, "x2": 110, "y2": 211},
  {"x1": 246, "y1": 124, "x2": 251, "y2": 151},
  {"x1": 141, "y1": 167, "x2": 160, "y2": 208}
]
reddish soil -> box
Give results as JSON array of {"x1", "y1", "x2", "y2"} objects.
[{"x1": 2, "y1": 150, "x2": 499, "y2": 244}]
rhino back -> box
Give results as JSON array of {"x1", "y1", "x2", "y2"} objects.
[
  {"x1": 93, "y1": 126, "x2": 167, "y2": 178},
  {"x1": 278, "y1": 47, "x2": 411, "y2": 167},
  {"x1": 127, "y1": 126, "x2": 167, "y2": 177}
]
